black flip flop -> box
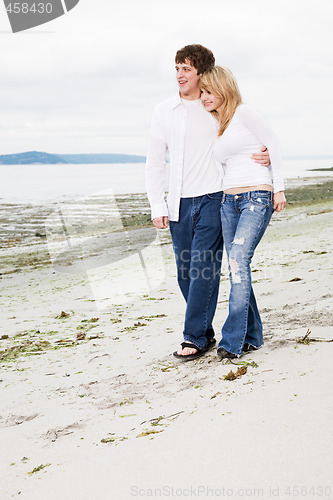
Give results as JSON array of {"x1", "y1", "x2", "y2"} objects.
[{"x1": 173, "y1": 338, "x2": 216, "y2": 361}]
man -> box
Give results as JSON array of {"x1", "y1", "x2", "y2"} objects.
[{"x1": 145, "y1": 44, "x2": 270, "y2": 360}]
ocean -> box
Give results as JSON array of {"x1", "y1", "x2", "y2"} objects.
[{"x1": 1, "y1": 158, "x2": 332, "y2": 204}]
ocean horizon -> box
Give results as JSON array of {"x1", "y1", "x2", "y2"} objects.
[{"x1": 1, "y1": 158, "x2": 333, "y2": 204}]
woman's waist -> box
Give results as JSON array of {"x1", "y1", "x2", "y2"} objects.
[
  {"x1": 222, "y1": 189, "x2": 273, "y2": 202},
  {"x1": 223, "y1": 184, "x2": 273, "y2": 195}
]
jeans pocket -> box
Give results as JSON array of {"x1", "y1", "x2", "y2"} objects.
[{"x1": 250, "y1": 193, "x2": 272, "y2": 208}]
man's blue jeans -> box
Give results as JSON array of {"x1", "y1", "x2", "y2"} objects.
[
  {"x1": 220, "y1": 190, "x2": 274, "y2": 356},
  {"x1": 169, "y1": 192, "x2": 223, "y2": 350}
]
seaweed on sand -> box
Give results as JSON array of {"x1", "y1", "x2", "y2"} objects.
[{"x1": 224, "y1": 366, "x2": 247, "y2": 381}]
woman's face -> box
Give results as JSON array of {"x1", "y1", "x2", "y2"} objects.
[{"x1": 200, "y1": 89, "x2": 223, "y2": 112}]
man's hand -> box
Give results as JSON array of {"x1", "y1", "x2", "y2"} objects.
[
  {"x1": 153, "y1": 216, "x2": 169, "y2": 229},
  {"x1": 252, "y1": 146, "x2": 270, "y2": 167},
  {"x1": 273, "y1": 191, "x2": 286, "y2": 212}
]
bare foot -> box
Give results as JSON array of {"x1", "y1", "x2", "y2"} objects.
[{"x1": 176, "y1": 344, "x2": 198, "y2": 356}]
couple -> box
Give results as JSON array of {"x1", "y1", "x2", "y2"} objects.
[{"x1": 145, "y1": 44, "x2": 286, "y2": 361}]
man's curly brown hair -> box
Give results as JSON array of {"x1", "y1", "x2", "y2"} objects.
[{"x1": 175, "y1": 44, "x2": 215, "y2": 75}]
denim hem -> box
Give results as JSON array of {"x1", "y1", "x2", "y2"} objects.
[
  {"x1": 183, "y1": 335, "x2": 205, "y2": 350},
  {"x1": 217, "y1": 342, "x2": 242, "y2": 357},
  {"x1": 244, "y1": 342, "x2": 264, "y2": 350}
]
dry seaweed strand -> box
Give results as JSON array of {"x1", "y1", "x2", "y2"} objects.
[
  {"x1": 225, "y1": 359, "x2": 258, "y2": 368},
  {"x1": 28, "y1": 463, "x2": 51, "y2": 475},
  {"x1": 294, "y1": 329, "x2": 333, "y2": 345},
  {"x1": 140, "y1": 411, "x2": 184, "y2": 426},
  {"x1": 136, "y1": 429, "x2": 164, "y2": 438}
]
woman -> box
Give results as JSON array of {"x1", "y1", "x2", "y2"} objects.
[{"x1": 199, "y1": 66, "x2": 286, "y2": 359}]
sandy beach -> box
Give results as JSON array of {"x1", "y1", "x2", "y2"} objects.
[{"x1": 0, "y1": 183, "x2": 333, "y2": 500}]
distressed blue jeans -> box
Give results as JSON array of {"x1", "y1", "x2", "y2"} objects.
[
  {"x1": 220, "y1": 190, "x2": 274, "y2": 356},
  {"x1": 169, "y1": 192, "x2": 223, "y2": 350}
]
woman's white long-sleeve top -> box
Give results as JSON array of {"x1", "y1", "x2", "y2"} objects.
[{"x1": 214, "y1": 104, "x2": 285, "y2": 193}]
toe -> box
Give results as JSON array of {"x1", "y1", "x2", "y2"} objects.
[
  {"x1": 182, "y1": 347, "x2": 198, "y2": 356},
  {"x1": 177, "y1": 344, "x2": 184, "y2": 355}
]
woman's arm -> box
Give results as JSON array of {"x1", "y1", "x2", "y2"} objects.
[{"x1": 238, "y1": 104, "x2": 285, "y2": 194}]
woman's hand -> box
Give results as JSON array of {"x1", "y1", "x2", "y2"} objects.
[{"x1": 273, "y1": 191, "x2": 286, "y2": 212}]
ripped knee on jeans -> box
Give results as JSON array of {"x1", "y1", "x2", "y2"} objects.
[
  {"x1": 229, "y1": 257, "x2": 241, "y2": 284},
  {"x1": 233, "y1": 237, "x2": 245, "y2": 245}
]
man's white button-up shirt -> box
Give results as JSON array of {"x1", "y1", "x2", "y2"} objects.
[{"x1": 145, "y1": 93, "x2": 221, "y2": 222}]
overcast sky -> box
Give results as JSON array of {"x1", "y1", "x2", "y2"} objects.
[{"x1": 0, "y1": 0, "x2": 332, "y2": 157}]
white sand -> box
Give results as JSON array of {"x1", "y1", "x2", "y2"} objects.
[{"x1": 0, "y1": 206, "x2": 332, "y2": 500}]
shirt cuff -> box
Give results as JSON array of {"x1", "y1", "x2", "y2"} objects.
[
  {"x1": 150, "y1": 202, "x2": 168, "y2": 220},
  {"x1": 273, "y1": 181, "x2": 285, "y2": 193}
]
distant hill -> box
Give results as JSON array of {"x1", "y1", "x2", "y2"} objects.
[
  {"x1": 0, "y1": 151, "x2": 65, "y2": 164},
  {"x1": 0, "y1": 151, "x2": 146, "y2": 165}
]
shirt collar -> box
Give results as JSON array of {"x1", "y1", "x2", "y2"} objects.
[
  {"x1": 171, "y1": 93, "x2": 183, "y2": 109},
  {"x1": 171, "y1": 92, "x2": 203, "y2": 109}
]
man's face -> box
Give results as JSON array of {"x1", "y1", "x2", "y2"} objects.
[{"x1": 175, "y1": 59, "x2": 201, "y2": 98}]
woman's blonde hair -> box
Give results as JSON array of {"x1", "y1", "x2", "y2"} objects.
[{"x1": 199, "y1": 66, "x2": 242, "y2": 136}]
